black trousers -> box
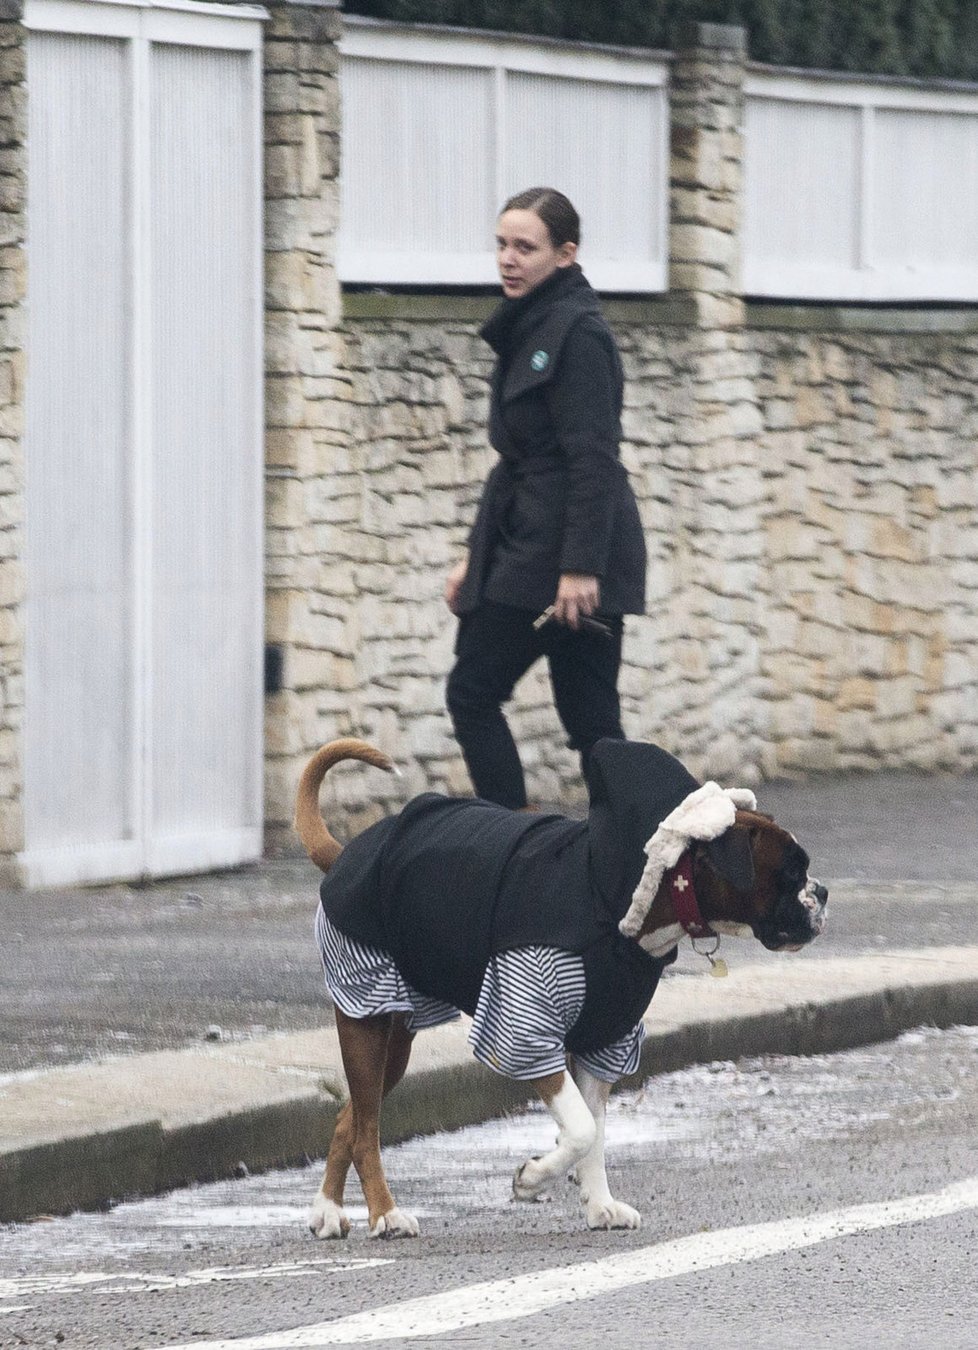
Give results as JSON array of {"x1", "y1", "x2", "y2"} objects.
[{"x1": 446, "y1": 601, "x2": 625, "y2": 809}]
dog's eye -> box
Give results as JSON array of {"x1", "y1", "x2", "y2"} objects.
[
  {"x1": 778, "y1": 847, "x2": 810, "y2": 891},
  {"x1": 781, "y1": 865, "x2": 806, "y2": 892}
]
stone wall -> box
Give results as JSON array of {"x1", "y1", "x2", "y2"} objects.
[
  {"x1": 315, "y1": 300, "x2": 978, "y2": 830},
  {"x1": 750, "y1": 320, "x2": 978, "y2": 774}
]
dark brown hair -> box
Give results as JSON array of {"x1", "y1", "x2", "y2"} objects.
[{"x1": 501, "y1": 187, "x2": 580, "y2": 247}]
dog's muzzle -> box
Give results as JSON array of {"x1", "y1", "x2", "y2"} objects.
[{"x1": 755, "y1": 877, "x2": 828, "y2": 952}]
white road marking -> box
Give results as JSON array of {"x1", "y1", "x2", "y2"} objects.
[
  {"x1": 158, "y1": 1175, "x2": 978, "y2": 1349},
  {"x1": 153, "y1": 1205, "x2": 433, "y2": 1229},
  {"x1": 0, "y1": 1258, "x2": 391, "y2": 1301},
  {"x1": 155, "y1": 1206, "x2": 321, "y2": 1229}
]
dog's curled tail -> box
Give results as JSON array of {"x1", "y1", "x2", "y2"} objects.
[{"x1": 294, "y1": 738, "x2": 395, "y2": 873}]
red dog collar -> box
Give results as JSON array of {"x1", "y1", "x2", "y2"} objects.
[{"x1": 666, "y1": 852, "x2": 715, "y2": 940}]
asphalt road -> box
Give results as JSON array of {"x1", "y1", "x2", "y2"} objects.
[
  {"x1": 758, "y1": 768, "x2": 978, "y2": 883},
  {"x1": 2, "y1": 1025, "x2": 976, "y2": 1349}
]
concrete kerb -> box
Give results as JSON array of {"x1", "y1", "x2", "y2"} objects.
[
  {"x1": 636, "y1": 978, "x2": 978, "y2": 1081},
  {"x1": 0, "y1": 1123, "x2": 166, "y2": 1226},
  {"x1": 3, "y1": 961, "x2": 978, "y2": 1225},
  {"x1": 0, "y1": 1062, "x2": 534, "y2": 1225}
]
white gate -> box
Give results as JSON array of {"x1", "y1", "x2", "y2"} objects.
[{"x1": 22, "y1": 0, "x2": 266, "y2": 887}]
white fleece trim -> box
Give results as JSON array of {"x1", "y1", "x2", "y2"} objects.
[
  {"x1": 618, "y1": 782, "x2": 757, "y2": 940},
  {"x1": 637, "y1": 924, "x2": 683, "y2": 958}
]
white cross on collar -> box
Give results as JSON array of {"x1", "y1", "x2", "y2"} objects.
[{"x1": 673, "y1": 874, "x2": 689, "y2": 892}]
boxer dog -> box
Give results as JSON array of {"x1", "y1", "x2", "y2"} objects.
[{"x1": 296, "y1": 737, "x2": 827, "y2": 1238}]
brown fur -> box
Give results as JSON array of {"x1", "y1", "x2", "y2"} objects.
[{"x1": 294, "y1": 738, "x2": 394, "y2": 872}]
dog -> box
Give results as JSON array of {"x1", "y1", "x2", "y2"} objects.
[{"x1": 295, "y1": 736, "x2": 827, "y2": 1238}]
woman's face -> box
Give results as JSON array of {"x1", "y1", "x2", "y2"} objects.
[{"x1": 495, "y1": 208, "x2": 577, "y2": 299}]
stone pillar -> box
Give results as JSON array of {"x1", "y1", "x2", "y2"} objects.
[
  {"x1": 665, "y1": 23, "x2": 766, "y2": 779},
  {"x1": 669, "y1": 22, "x2": 746, "y2": 330},
  {"x1": 0, "y1": 0, "x2": 25, "y2": 877},
  {"x1": 262, "y1": 0, "x2": 347, "y2": 845}
]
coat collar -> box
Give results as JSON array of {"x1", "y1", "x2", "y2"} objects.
[
  {"x1": 480, "y1": 264, "x2": 596, "y2": 358},
  {"x1": 482, "y1": 266, "x2": 603, "y2": 407}
]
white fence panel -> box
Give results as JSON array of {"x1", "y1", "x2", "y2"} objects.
[
  {"x1": 744, "y1": 70, "x2": 978, "y2": 301},
  {"x1": 339, "y1": 19, "x2": 670, "y2": 292},
  {"x1": 342, "y1": 55, "x2": 495, "y2": 281},
  {"x1": 22, "y1": 0, "x2": 265, "y2": 887},
  {"x1": 872, "y1": 106, "x2": 978, "y2": 272}
]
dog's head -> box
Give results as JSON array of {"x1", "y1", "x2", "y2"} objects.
[{"x1": 693, "y1": 811, "x2": 828, "y2": 952}]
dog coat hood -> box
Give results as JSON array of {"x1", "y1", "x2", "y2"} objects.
[
  {"x1": 318, "y1": 739, "x2": 721, "y2": 1052},
  {"x1": 588, "y1": 739, "x2": 758, "y2": 938},
  {"x1": 585, "y1": 739, "x2": 702, "y2": 920}
]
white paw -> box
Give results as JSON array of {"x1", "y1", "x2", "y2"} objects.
[
  {"x1": 586, "y1": 1198, "x2": 642, "y2": 1231},
  {"x1": 369, "y1": 1207, "x2": 420, "y2": 1239},
  {"x1": 512, "y1": 1157, "x2": 552, "y2": 1202},
  {"x1": 308, "y1": 1194, "x2": 349, "y2": 1240}
]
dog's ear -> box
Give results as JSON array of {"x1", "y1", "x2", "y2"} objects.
[{"x1": 703, "y1": 826, "x2": 755, "y2": 892}]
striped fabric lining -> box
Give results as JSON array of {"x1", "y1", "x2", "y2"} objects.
[
  {"x1": 469, "y1": 946, "x2": 585, "y2": 1080},
  {"x1": 315, "y1": 906, "x2": 460, "y2": 1033},
  {"x1": 315, "y1": 908, "x2": 645, "y2": 1084},
  {"x1": 574, "y1": 1029, "x2": 645, "y2": 1084},
  {"x1": 470, "y1": 948, "x2": 644, "y2": 1084}
]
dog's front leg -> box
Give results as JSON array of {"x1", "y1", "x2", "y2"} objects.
[
  {"x1": 512, "y1": 1070, "x2": 596, "y2": 1203},
  {"x1": 570, "y1": 1065, "x2": 641, "y2": 1230}
]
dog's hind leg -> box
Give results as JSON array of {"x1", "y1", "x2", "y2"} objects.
[
  {"x1": 570, "y1": 1065, "x2": 641, "y2": 1230},
  {"x1": 310, "y1": 1012, "x2": 415, "y2": 1238},
  {"x1": 512, "y1": 1070, "x2": 597, "y2": 1203},
  {"x1": 309, "y1": 1096, "x2": 357, "y2": 1239},
  {"x1": 316, "y1": 1009, "x2": 420, "y2": 1239}
]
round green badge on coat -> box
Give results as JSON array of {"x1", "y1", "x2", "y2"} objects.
[{"x1": 530, "y1": 350, "x2": 549, "y2": 372}]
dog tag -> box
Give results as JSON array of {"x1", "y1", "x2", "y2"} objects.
[{"x1": 708, "y1": 956, "x2": 729, "y2": 979}]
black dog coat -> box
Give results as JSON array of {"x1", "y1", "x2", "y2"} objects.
[{"x1": 318, "y1": 740, "x2": 714, "y2": 1056}]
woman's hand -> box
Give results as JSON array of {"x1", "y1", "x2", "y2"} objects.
[
  {"x1": 553, "y1": 572, "x2": 600, "y2": 630},
  {"x1": 444, "y1": 556, "x2": 469, "y2": 615}
]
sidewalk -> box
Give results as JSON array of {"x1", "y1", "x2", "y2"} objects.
[{"x1": 2, "y1": 770, "x2": 977, "y2": 1224}]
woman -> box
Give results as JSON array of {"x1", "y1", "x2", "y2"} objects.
[{"x1": 445, "y1": 187, "x2": 646, "y2": 807}]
